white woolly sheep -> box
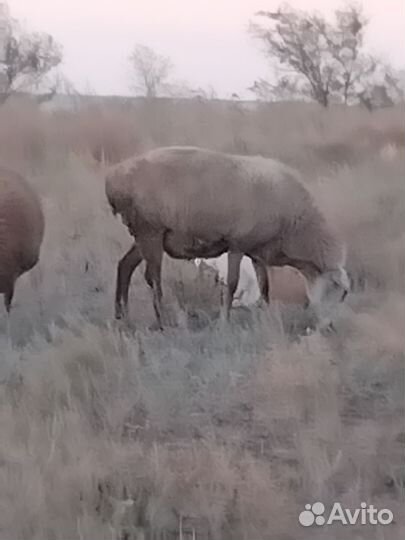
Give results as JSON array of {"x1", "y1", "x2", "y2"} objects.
[{"x1": 195, "y1": 257, "x2": 311, "y2": 307}]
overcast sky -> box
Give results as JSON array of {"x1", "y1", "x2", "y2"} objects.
[{"x1": 8, "y1": 0, "x2": 404, "y2": 98}]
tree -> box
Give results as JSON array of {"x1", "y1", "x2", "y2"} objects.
[
  {"x1": 356, "y1": 64, "x2": 404, "y2": 110},
  {"x1": 249, "y1": 2, "x2": 401, "y2": 107},
  {"x1": 249, "y1": 76, "x2": 304, "y2": 102},
  {"x1": 129, "y1": 44, "x2": 173, "y2": 98},
  {"x1": 0, "y1": 11, "x2": 62, "y2": 103}
]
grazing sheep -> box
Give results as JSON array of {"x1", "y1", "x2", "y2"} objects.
[
  {"x1": 106, "y1": 146, "x2": 349, "y2": 328},
  {"x1": 0, "y1": 167, "x2": 44, "y2": 313}
]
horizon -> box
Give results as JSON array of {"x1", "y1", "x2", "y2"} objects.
[{"x1": 5, "y1": 0, "x2": 405, "y2": 98}]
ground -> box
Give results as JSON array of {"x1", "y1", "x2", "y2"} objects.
[{"x1": 0, "y1": 97, "x2": 404, "y2": 539}]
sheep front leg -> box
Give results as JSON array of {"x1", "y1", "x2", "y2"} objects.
[
  {"x1": 115, "y1": 243, "x2": 143, "y2": 320},
  {"x1": 225, "y1": 252, "x2": 243, "y2": 320}
]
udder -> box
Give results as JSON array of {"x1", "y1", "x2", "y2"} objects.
[{"x1": 163, "y1": 231, "x2": 228, "y2": 259}]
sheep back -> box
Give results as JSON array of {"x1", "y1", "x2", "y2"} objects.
[{"x1": 106, "y1": 147, "x2": 344, "y2": 271}]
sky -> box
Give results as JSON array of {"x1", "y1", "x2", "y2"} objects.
[{"x1": 6, "y1": 0, "x2": 405, "y2": 98}]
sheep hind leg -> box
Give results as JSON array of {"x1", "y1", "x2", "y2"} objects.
[
  {"x1": 138, "y1": 235, "x2": 164, "y2": 329},
  {"x1": 115, "y1": 243, "x2": 143, "y2": 320},
  {"x1": 224, "y1": 252, "x2": 243, "y2": 320}
]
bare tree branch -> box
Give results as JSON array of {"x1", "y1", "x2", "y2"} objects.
[
  {"x1": 128, "y1": 44, "x2": 173, "y2": 98},
  {"x1": 249, "y1": 2, "x2": 401, "y2": 108},
  {"x1": 0, "y1": 15, "x2": 62, "y2": 103}
]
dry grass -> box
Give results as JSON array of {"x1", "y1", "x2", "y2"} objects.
[{"x1": 0, "y1": 96, "x2": 404, "y2": 539}]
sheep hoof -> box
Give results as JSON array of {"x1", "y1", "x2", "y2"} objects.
[{"x1": 115, "y1": 305, "x2": 127, "y2": 321}]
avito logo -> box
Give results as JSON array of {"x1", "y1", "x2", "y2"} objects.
[{"x1": 299, "y1": 502, "x2": 394, "y2": 527}]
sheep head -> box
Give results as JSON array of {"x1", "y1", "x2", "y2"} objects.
[{"x1": 305, "y1": 265, "x2": 351, "y2": 330}]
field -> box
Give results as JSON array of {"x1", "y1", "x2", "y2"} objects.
[{"x1": 0, "y1": 97, "x2": 404, "y2": 539}]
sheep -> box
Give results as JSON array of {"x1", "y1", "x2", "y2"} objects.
[
  {"x1": 268, "y1": 265, "x2": 309, "y2": 306},
  {"x1": 196, "y1": 256, "x2": 311, "y2": 308},
  {"x1": 0, "y1": 167, "x2": 44, "y2": 314},
  {"x1": 105, "y1": 146, "x2": 350, "y2": 328}
]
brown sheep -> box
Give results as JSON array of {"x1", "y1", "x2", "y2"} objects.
[
  {"x1": 268, "y1": 265, "x2": 309, "y2": 306},
  {"x1": 0, "y1": 167, "x2": 44, "y2": 313},
  {"x1": 105, "y1": 146, "x2": 350, "y2": 328}
]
